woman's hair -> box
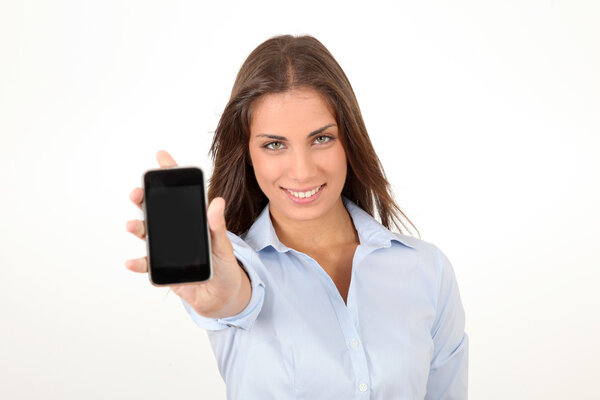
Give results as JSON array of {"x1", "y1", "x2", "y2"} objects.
[{"x1": 208, "y1": 34, "x2": 418, "y2": 237}]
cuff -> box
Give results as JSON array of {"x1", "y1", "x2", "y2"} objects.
[{"x1": 182, "y1": 251, "x2": 265, "y2": 331}]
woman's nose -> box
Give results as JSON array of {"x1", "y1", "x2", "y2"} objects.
[{"x1": 289, "y1": 149, "x2": 317, "y2": 182}]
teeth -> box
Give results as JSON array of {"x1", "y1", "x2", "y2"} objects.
[{"x1": 287, "y1": 185, "x2": 321, "y2": 199}]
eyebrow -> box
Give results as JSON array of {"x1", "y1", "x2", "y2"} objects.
[{"x1": 256, "y1": 123, "x2": 337, "y2": 141}]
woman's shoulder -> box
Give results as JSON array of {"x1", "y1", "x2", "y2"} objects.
[
  {"x1": 390, "y1": 231, "x2": 440, "y2": 253},
  {"x1": 388, "y1": 232, "x2": 455, "y2": 274}
]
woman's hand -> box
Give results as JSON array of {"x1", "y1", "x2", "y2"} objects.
[{"x1": 125, "y1": 150, "x2": 251, "y2": 318}]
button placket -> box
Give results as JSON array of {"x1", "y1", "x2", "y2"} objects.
[{"x1": 298, "y1": 251, "x2": 371, "y2": 396}]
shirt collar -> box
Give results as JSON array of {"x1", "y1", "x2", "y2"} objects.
[
  {"x1": 242, "y1": 197, "x2": 414, "y2": 252},
  {"x1": 242, "y1": 204, "x2": 290, "y2": 253},
  {"x1": 342, "y1": 197, "x2": 414, "y2": 250}
]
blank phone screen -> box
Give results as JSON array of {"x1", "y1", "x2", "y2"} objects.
[{"x1": 144, "y1": 168, "x2": 211, "y2": 284}]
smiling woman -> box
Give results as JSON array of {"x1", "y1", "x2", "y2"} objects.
[
  {"x1": 207, "y1": 35, "x2": 418, "y2": 237},
  {"x1": 126, "y1": 34, "x2": 468, "y2": 400}
]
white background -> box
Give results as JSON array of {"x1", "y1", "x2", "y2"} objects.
[{"x1": 1, "y1": 1, "x2": 598, "y2": 399}]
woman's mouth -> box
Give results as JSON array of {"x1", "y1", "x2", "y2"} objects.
[{"x1": 283, "y1": 184, "x2": 325, "y2": 203}]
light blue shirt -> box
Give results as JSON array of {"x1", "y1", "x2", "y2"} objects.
[{"x1": 183, "y1": 198, "x2": 468, "y2": 399}]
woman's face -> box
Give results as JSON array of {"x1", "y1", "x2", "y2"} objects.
[{"x1": 248, "y1": 87, "x2": 347, "y2": 225}]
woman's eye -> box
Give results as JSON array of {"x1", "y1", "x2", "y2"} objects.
[
  {"x1": 266, "y1": 141, "x2": 284, "y2": 150},
  {"x1": 314, "y1": 136, "x2": 331, "y2": 144}
]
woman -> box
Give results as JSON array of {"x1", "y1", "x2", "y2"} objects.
[{"x1": 126, "y1": 35, "x2": 468, "y2": 399}]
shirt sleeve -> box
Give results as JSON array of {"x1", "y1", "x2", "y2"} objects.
[
  {"x1": 425, "y1": 245, "x2": 469, "y2": 399},
  {"x1": 181, "y1": 231, "x2": 266, "y2": 331}
]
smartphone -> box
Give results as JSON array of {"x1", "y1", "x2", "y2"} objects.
[{"x1": 142, "y1": 167, "x2": 212, "y2": 285}]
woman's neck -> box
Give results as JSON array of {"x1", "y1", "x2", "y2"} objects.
[{"x1": 270, "y1": 198, "x2": 359, "y2": 254}]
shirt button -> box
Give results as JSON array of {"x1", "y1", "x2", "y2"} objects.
[
  {"x1": 349, "y1": 338, "x2": 359, "y2": 349},
  {"x1": 359, "y1": 383, "x2": 368, "y2": 392}
]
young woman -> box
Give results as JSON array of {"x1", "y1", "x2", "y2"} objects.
[{"x1": 126, "y1": 35, "x2": 468, "y2": 399}]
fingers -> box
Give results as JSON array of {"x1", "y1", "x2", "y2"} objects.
[
  {"x1": 156, "y1": 150, "x2": 177, "y2": 168},
  {"x1": 129, "y1": 187, "x2": 144, "y2": 210},
  {"x1": 125, "y1": 256, "x2": 148, "y2": 273},
  {"x1": 126, "y1": 150, "x2": 177, "y2": 275},
  {"x1": 125, "y1": 219, "x2": 145, "y2": 239},
  {"x1": 206, "y1": 197, "x2": 235, "y2": 261}
]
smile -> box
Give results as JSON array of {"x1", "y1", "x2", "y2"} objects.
[
  {"x1": 283, "y1": 184, "x2": 325, "y2": 203},
  {"x1": 286, "y1": 185, "x2": 322, "y2": 198}
]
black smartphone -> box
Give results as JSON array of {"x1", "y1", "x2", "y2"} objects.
[{"x1": 142, "y1": 167, "x2": 212, "y2": 285}]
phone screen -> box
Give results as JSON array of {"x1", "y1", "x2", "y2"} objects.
[{"x1": 143, "y1": 167, "x2": 211, "y2": 285}]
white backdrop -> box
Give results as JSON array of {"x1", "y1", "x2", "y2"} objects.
[{"x1": 1, "y1": 1, "x2": 598, "y2": 399}]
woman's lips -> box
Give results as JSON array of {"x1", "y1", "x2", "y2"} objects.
[{"x1": 283, "y1": 184, "x2": 325, "y2": 204}]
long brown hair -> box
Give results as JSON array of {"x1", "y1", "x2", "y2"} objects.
[{"x1": 208, "y1": 34, "x2": 418, "y2": 237}]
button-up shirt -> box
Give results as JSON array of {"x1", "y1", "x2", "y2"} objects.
[{"x1": 183, "y1": 198, "x2": 468, "y2": 399}]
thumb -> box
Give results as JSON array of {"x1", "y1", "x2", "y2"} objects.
[
  {"x1": 156, "y1": 149, "x2": 178, "y2": 168},
  {"x1": 206, "y1": 197, "x2": 234, "y2": 260}
]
